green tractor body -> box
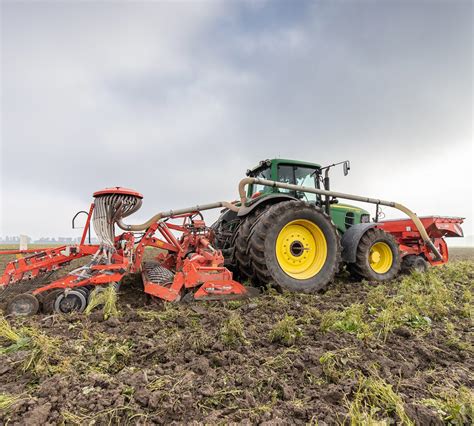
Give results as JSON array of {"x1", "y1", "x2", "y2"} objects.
[{"x1": 213, "y1": 158, "x2": 401, "y2": 292}]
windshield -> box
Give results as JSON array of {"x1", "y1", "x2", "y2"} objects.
[
  {"x1": 277, "y1": 164, "x2": 320, "y2": 202},
  {"x1": 249, "y1": 164, "x2": 321, "y2": 202}
]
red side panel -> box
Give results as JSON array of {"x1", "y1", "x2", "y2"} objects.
[
  {"x1": 378, "y1": 216, "x2": 464, "y2": 239},
  {"x1": 377, "y1": 216, "x2": 464, "y2": 266}
]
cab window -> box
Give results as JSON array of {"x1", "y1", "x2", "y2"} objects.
[
  {"x1": 277, "y1": 165, "x2": 294, "y2": 194},
  {"x1": 249, "y1": 167, "x2": 272, "y2": 196},
  {"x1": 277, "y1": 164, "x2": 320, "y2": 203}
]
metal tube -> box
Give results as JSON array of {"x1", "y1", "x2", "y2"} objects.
[
  {"x1": 238, "y1": 177, "x2": 397, "y2": 207},
  {"x1": 117, "y1": 201, "x2": 239, "y2": 231},
  {"x1": 238, "y1": 177, "x2": 442, "y2": 261}
]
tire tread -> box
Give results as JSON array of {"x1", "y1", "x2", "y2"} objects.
[{"x1": 248, "y1": 201, "x2": 341, "y2": 292}]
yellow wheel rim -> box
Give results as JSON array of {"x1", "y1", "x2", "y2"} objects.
[
  {"x1": 275, "y1": 219, "x2": 327, "y2": 280},
  {"x1": 369, "y1": 242, "x2": 393, "y2": 274}
]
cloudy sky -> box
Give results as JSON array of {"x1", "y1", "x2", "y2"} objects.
[{"x1": 1, "y1": 0, "x2": 472, "y2": 245}]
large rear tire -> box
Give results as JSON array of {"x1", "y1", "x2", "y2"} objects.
[
  {"x1": 248, "y1": 201, "x2": 341, "y2": 292},
  {"x1": 234, "y1": 205, "x2": 272, "y2": 284},
  {"x1": 211, "y1": 209, "x2": 240, "y2": 270},
  {"x1": 350, "y1": 228, "x2": 401, "y2": 281}
]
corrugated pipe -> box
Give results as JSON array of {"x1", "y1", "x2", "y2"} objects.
[
  {"x1": 238, "y1": 177, "x2": 443, "y2": 261},
  {"x1": 116, "y1": 201, "x2": 239, "y2": 232}
]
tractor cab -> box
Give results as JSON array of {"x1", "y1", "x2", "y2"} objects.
[
  {"x1": 246, "y1": 159, "x2": 322, "y2": 203},
  {"x1": 246, "y1": 159, "x2": 370, "y2": 233}
]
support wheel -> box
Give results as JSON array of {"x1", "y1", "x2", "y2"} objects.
[
  {"x1": 6, "y1": 294, "x2": 40, "y2": 316},
  {"x1": 54, "y1": 290, "x2": 87, "y2": 313},
  {"x1": 248, "y1": 201, "x2": 341, "y2": 293},
  {"x1": 350, "y1": 228, "x2": 401, "y2": 281},
  {"x1": 402, "y1": 255, "x2": 429, "y2": 274}
]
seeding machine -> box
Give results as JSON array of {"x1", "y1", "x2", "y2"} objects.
[{"x1": 0, "y1": 159, "x2": 464, "y2": 316}]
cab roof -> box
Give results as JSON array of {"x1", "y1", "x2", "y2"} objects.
[{"x1": 247, "y1": 158, "x2": 321, "y2": 175}]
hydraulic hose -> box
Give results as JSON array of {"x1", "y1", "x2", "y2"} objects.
[
  {"x1": 238, "y1": 177, "x2": 443, "y2": 261},
  {"x1": 116, "y1": 201, "x2": 239, "y2": 232}
]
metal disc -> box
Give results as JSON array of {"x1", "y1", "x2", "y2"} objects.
[
  {"x1": 54, "y1": 290, "x2": 87, "y2": 313},
  {"x1": 6, "y1": 293, "x2": 40, "y2": 316},
  {"x1": 75, "y1": 287, "x2": 90, "y2": 299},
  {"x1": 42, "y1": 290, "x2": 64, "y2": 314}
]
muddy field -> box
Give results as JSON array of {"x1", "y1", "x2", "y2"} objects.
[{"x1": 0, "y1": 247, "x2": 473, "y2": 424}]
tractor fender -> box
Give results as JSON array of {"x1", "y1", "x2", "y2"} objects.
[
  {"x1": 215, "y1": 207, "x2": 238, "y2": 224},
  {"x1": 237, "y1": 193, "x2": 298, "y2": 217},
  {"x1": 341, "y1": 223, "x2": 378, "y2": 263}
]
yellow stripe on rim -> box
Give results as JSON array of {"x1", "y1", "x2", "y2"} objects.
[
  {"x1": 275, "y1": 219, "x2": 327, "y2": 280},
  {"x1": 369, "y1": 242, "x2": 393, "y2": 274}
]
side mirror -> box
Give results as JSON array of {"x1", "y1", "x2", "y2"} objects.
[{"x1": 343, "y1": 161, "x2": 350, "y2": 176}]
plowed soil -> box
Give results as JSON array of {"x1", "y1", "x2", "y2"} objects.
[{"x1": 0, "y1": 247, "x2": 472, "y2": 425}]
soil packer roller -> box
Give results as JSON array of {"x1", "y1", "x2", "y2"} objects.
[{"x1": 0, "y1": 159, "x2": 464, "y2": 316}]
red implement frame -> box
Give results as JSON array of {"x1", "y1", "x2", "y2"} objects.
[
  {"x1": 0, "y1": 203, "x2": 247, "y2": 302},
  {"x1": 377, "y1": 216, "x2": 464, "y2": 265},
  {"x1": 140, "y1": 215, "x2": 247, "y2": 301}
]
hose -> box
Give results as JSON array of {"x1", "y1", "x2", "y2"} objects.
[
  {"x1": 238, "y1": 177, "x2": 443, "y2": 261},
  {"x1": 116, "y1": 201, "x2": 239, "y2": 232},
  {"x1": 93, "y1": 194, "x2": 142, "y2": 248}
]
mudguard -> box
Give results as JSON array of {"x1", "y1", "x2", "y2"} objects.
[
  {"x1": 215, "y1": 208, "x2": 238, "y2": 224},
  {"x1": 341, "y1": 223, "x2": 378, "y2": 263},
  {"x1": 237, "y1": 193, "x2": 298, "y2": 217}
]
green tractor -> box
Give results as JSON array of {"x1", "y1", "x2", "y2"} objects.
[{"x1": 212, "y1": 158, "x2": 401, "y2": 292}]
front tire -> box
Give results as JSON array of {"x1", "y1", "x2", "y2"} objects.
[
  {"x1": 248, "y1": 201, "x2": 341, "y2": 293},
  {"x1": 351, "y1": 228, "x2": 401, "y2": 281}
]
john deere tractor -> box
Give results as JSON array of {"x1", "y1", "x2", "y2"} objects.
[{"x1": 212, "y1": 159, "x2": 401, "y2": 292}]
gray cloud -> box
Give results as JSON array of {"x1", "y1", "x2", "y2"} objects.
[{"x1": 1, "y1": 0, "x2": 472, "y2": 242}]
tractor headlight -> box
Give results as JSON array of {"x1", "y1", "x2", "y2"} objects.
[{"x1": 361, "y1": 214, "x2": 370, "y2": 223}]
